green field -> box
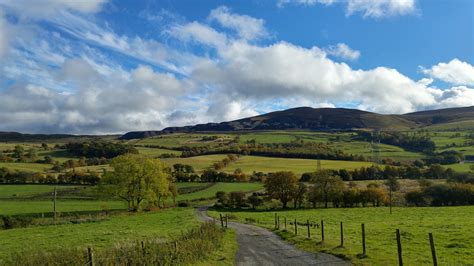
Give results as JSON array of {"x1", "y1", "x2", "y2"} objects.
[
  {"x1": 223, "y1": 156, "x2": 373, "y2": 175},
  {"x1": 0, "y1": 208, "x2": 200, "y2": 260},
  {"x1": 177, "y1": 182, "x2": 263, "y2": 201},
  {"x1": 0, "y1": 200, "x2": 126, "y2": 215},
  {"x1": 0, "y1": 162, "x2": 53, "y2": 173},
  {"x1": 445, "y1": 162, "x2": 474, "y2": 172},
  {"x1": 134, "y1": 133, "x2": 233, "y2": 148},
  {"x1": 0, "y1": 183, "x2": 262, "y2": 215},
  {"x1": 160, "y1": 154, "x2": 229, "y2": 172},
  {"x1": 135, "y1": 147, "x2": 181, "y2": 157},
  {"x1": 0, "y1": 185, "x2": 80, "y2": 198},
  {"x1": 209, "y1": 206, "x2": 474, "y2": 265}
]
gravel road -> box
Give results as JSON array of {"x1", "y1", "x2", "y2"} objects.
[{"x1": 196, "y1": 206, "x2": 351, "y2": 266}]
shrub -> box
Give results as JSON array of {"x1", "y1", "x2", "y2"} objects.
[
  {"x1": 1, "y1": 215, "x2": 34, "y2": 229},
  {"x1": 177, "y1": 201, "x2": 190, "y2": 207}
]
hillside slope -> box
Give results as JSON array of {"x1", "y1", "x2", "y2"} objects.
[{"x1": 120, "y1": 106, "x2": 473, "y2": 139}]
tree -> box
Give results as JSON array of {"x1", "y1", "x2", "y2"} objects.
[
  {"x1": 405, "y1": 190, "x2": 427, "y2": 206},
  {"x1": 248, "y1": 193, "x2": 264, "y2": 209},
  {"x1": 310, "y1": 170, "x2": 344, "y2": 208},
  {"x1": 13, "y1": 145, "x2": 24, "y2": 159},
  {"x1": 384, "y1": 177, "x2": 400, "y2": 214},
  {"x1": 216, "y1": 191, "x2": 228, "y2": 205},
  {"x1": 229, "y1": 191, "x2": 246, "y2": 208},
  {"x1": 264, "y1": 171, "x2": 298, "y2": 208},
  {"x1": 292, "y1": 182, "x2": 307, "y2": 208},
  {"x1": 100, "y1": 154, "x2": 171, "y2": 211}
]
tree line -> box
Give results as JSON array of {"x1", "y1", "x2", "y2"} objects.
[{"x1": 64, "y1": 141, "x2": 138, "y2": 159}]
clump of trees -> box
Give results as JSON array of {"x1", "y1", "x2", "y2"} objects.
[
  {"x1": 405, "y1": 173, "x2": 474, "y2": 206},
  {"x1": 355, "y1": 131, "x2": 436, "y2": 154},
  {"x1": 0, "y1": 167, "x2": 100, "y2": 184},
  {"x1": 180, "y1": 140, "x2": 365, "y2": 162},
  {"x1": 100, "y1": 154, "x2": 175, "y2": 211},
  {"x1": 216, "y1": 170, "x2": 391, "y2": 210},
  {"x1": 64, "y1": 141, "x2": 138, "y2": 159},
  {"x1": 212, "y1": 154, "x2": 240, "y2": 170}
]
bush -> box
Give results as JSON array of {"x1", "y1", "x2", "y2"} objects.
[
  {"x1": 177, "y1": 201, "x2": 190, "y2": 207},
  {"x1": 2, "y1": 215, "x2": 34, "y2": 229}
]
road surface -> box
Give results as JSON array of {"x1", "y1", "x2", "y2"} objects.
[{"x1": 197, "y1": 206, "x2": 350, "y2": 266}]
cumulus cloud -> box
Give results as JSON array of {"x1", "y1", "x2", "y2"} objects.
[
  {"x1": 0, "y1": 59, "x2": 197, "y2": 134},
  {"x1": 278, "y1": 0, "x2": 417, "y2": 18},
  {"x1": 324, "y1": 43, "x2": 360, "y2": 61},
  {"x1": 192, "y1": 41, "x2": 443, "y2": 114},
  {"x1": 421, "y1": 58, "x2": 474, "y2": 86},
  {"x1": 346, "y1": 0, "x2": 417, "y2": 18},
  {"x1": 168, "y1": 21, "x2": 228, "y2": 49},
  {"x1": 208, "y1": 6, "x2": 268, "y2": 41}
]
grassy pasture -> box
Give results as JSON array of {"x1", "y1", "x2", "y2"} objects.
[
  {"x1": 0, "y1": 208, "x2": 199, "y2": 260},
  {"x1": 135, "y1": 133, "x2": 234, "y2": 148},
  {"x1": 0, "y1": 162, "x2": 53, "y2": 173},
  {"x1": 209, "y1": 206, "x2": 474, "y2": 265},
  {"x1": 224, "y1": 156, "x2": 373, "y2": 175},
  {"x1": 160, "y1": 154, "x2": 229, "y2": 172},
  {"x1": 177, "y1": 182, "x2": 263, "y2": 201},
  {"x1": 425, "y1": 120, "x2": 474, "y2": 131},
  {"x1": 0, "y1": 200, "x2": 126, "y2": 216},
  {"x1": 135, "y1": 147, "x2": 181, "y2": 157},
  {"x1": 0, "y1": 185, "x2": 81, "y2": 198}
]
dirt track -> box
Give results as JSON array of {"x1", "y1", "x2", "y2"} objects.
[{"x1": 196, "y1": 206, "x2": 350, "y2": 266}]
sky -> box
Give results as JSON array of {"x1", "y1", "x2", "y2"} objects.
[{"x1": 0, "y1": 0, "x2": 473, "y2": 134}]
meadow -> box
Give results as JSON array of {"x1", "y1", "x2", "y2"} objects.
[
  {"x1": 222, "y1": 156, "x2": 373, "y2": 175},
  {"x1": 209, "y1": 206, "x2": 474, "y2": 265},
  {"x1": 0, "y1": 208, "x2": 200, "y2": 260}
]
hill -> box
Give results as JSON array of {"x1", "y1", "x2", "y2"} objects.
[{"x1": 120, "y1": 106, "x2": 474, "y2": 139}]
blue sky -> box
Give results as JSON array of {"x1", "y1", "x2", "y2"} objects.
[{"x1": 0, "y1": 0, "x2": 473, "y2": 134}]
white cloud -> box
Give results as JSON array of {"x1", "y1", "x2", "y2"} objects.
[
  {"x1": 324, "y1": 43, "x2": 360, "y2": 60},
  {"x1": 421, "y1": 58, "x2": 474, "y2": 86},
  {"x1": 278, "y1": 0, "x2": 417, "y2": 18},
  {"x1": 0, "y1": 0, "x2": 108, "y2": 17},
  {"x1": 192, "y1": 40, "x2": 470, "y2": 114},
  {"x1": 0, "y1": 59, "x2": 198, "y2": 134},
  {"x1": 168, "y1": 21, "x2": 227, "y2": 49},
  {"x1": 208, "y1": 6, "x2": 268, "y2": 41},
  {"x1": 346, "y1": 0, "x2": 417, "y2": 18},
  {"x1": 277, "y1": 0, "x2": 336, "y2": 8}
]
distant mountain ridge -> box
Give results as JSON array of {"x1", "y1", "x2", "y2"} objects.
[{"x1": 120, "y1": 106, "x2": 474, "y2": 140}]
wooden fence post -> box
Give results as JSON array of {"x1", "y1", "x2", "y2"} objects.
[
  {"x1": 429, "y1": 233, "x2": 438, "y2": 266},
  {"x1": 361, "y1": 223, "x2": 366, "y2": 257},
  {"x1": 340, "y1": 222, "x2": 344, "y2": 247},
  {"x1": 294, "y1": 219, "x2": 297, "y2": 235},
  {"x1": 277, "y1": 215, "x2": 280, "y2": 230},
  {"x1": 321, "y1": 220, "x2": 325, "y2": 243},
  {"x1": 141, "y1": 241, "x2": 145, "y2": 256},
  {"x1": 87, "y1": 247, "x2": 94, "y2": 266},
  {"x1": 53, "y1": 186, "x2": 57, "y2": 222},
  {"x1": 219, "y1": 214, "x2": 224, "y2": 228},
  {"x1": 225, "y1": 215, "x2": 228, "y2": 228},
  {"x1": 396, "y1": 229, "x2": 403, "y2": 266},
  {"x1": 275, "y1": 213, "x2": 277, "y2": 229},
  {"x1": 307, "y1": 220, "x2": 310, "y2": 239},
  {"x1": 284, "y1": 217, "x2": 287, "y2": 230}
]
